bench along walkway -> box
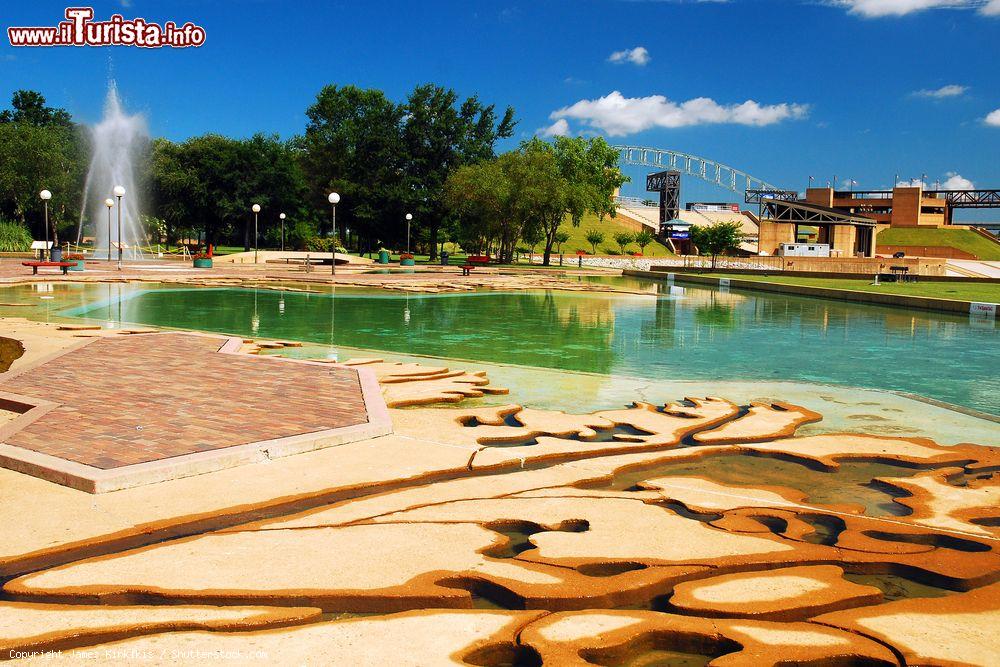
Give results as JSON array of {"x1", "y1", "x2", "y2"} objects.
[
  {"x1": 461, "y1": 255, "x2": 491, "y2": 276},
  {"x1": 22, "y1": 261, "x2": 74, "y2": 275}
]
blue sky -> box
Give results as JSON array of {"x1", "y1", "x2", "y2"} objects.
[{"x1": 2, "y1": 0, "x2": 999, "y2": 212}]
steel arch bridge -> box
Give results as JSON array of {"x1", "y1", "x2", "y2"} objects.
[{"x1": 611, "y1": 145, "x2": 783, "y2": 193}]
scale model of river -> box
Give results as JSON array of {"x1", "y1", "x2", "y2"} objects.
[{"x1": 0, "y1": 278, "x2": 989, "y2": 665}]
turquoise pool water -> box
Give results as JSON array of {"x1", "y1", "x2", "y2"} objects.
[{"x1": 54, "y1": 278, "x2": 999, "y2": 416}]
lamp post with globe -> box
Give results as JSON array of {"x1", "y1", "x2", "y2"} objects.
[
  {"x1": 39, "y1": 190, "x2": 52, "y2": 260},
  {"x1": 279, "y1": 213, "x2": 286, "y2": 251},
  {"x1": 104, "y1": 198, "x2": 114, "y2": 261},
  {"x1": 405, "y1": 213, "x2": 413, "y2": 254},
  {"x1": 327, "y1": 192, "x2": 340, "y2": 275},
  {"x1": 113, "y1": 185, "x2": 125, "y2": 270},
  {"x1": 251, "y1": 204, "x2": 261, "y2": 264}
]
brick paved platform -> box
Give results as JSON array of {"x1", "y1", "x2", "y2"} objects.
[{"x1": 0, "y1": 332, "x2": 391, "y2": 492}]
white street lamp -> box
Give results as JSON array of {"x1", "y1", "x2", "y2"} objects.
[
  {"x1": 327, "y1": 193, "x2": 340, "y2": 275},
  {"x1": 113, "y1": 186, "x2": 126, "y2": 270},
  {"x1": 405, "y1": 213, "x2": 413, "y2": 254},
  {"x1": 251, "y1": 204, "x2": 261, "y2": 264},
  {"x1": 104, "y1": 198, "x2": 114, "y2": 261},
  {"x1": 39, "y1": 190, "x2": 52, "y2": 260},
  {"x1": 279, "y1": 213, "x2": 286, "y2": 251}
]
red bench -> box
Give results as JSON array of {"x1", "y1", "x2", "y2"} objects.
[
  {"x1": 22, "y1": 261, "x2": 74, "y2": 275},
  {"x1": 461, "y1": 255, "x2": 491, "y2": 276}
]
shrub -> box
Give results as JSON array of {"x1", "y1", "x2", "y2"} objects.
[
  {"x1": 634, "y1": 229, "x2": 654, "y2": 253},
  {"x1": 554, "y1": 231, "x2": 571, "y2": 253},
  {"x1": 305, "y1": 236, "x2": 343, "y2": 253},
  {"x1": 0, "y1": 220, "x2": 33, "y2": 252},
  {"x1": 613, "y1": 232, "x2": 634, "y2": 255},
  {"x1": 276, "y1": 220, "x2": 318, "y2": 250},
  {"x1": 585, "y1": 230, "x2": 605, "y2": 255}
]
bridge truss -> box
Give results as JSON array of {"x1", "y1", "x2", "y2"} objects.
[{"x1": 613, "y1": 145, "x2": 783, "y2": 194}]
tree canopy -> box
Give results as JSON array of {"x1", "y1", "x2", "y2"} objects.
[
  {"x1": 0, "y1": 91, "x2": 86, "y2": 241},
  {"x1": 446, "y1": 136, "x2": 627, "y2": 265},
  {"x1": 690, "y1": 221, "x2": 745, "y2": 268}
]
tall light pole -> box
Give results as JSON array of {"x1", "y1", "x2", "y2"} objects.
[
  {"x1": 328, "y1": 192, "x2": 339, "y2": 275},
  {"x1": 251, "y1": 204, "x2": 261, "y2": 264},
  {"x1": 279, "y1": 213, "x2": 286, "y2": 251},
  {"x1": 113, "y1": 185, "x2": 125, "y2": 270},
  {"x1": 39, "y1": 190, "x2": 51, "y2": 260},
  {"x1": 405, "y1": 213, "x2": 413, "y2": 254},
  {"x1": 104, "y1": 198, "x2": 114, "y2": 261}
]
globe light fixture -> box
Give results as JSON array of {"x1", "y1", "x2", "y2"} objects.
[
  {"x1": 113, "y1": 186, "x2": 125, "y2": 270},
  {"x1": 251, "y1": 204, "x2": 261, "y2": 264},
  {"x1": 279, "y1": 213, "x2": 286, "y2": 251},
  {"x1": 39, "y1": 190, "x2": 52, "y2": 259},
  {"x1": 104, "y1": 198, "x2": 114, "y2": 261},
  {"x1": 327, "y1": 193, "x2": 340, "y2": 275},
  {"x1": 405, "y1": 213, "x2": 413, "y2": 253}
]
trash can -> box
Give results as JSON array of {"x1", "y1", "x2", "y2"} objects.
[{"x1": 441, "y1": 251, "x2": 450, "y2": 266}]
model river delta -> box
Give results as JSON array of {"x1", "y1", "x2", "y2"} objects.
[{"x1": 0, "y1": 274, "x2": 996, "y2": 666}]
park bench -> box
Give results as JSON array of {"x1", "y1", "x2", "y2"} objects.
[
  {"x1": 22, "y1": 261, "x2": 74, "y2": 275},
  {"x1": 461, "y1": 255, "x2": 491, "y2": 276}
]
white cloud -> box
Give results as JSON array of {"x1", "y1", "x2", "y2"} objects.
[
  {"x1": 538, "y1": 119, "x2": 571, "y2": 137},
  {"x1": 549, "y1": 91, "x2": 809, "y2": 136},
  {"x1": 897, "y1": 173, "x2": 974, "y2": 189},
  {"x1": 913, "y1": 84, "x2": 968, "y2": 98},
  {"x1": 985, "y1": 108, "x2": 1000, "y2": 126},
  {"x1": 941, "y1": 172, "x2": 974, "y2": 189},
  {"x1": 608, "y1": 47, "x2": 651, "y2": 66},
  {"x1": 832, "y1": 0, "x2": 1000, "y2": 16},
  {"x1": 834, "y1": 0, "x2": 964, "y2": 17}
]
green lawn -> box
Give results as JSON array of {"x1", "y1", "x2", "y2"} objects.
[
  {"x1": 697, "y1": 272, "x2": 1000, "y2": 302},
  {"x1": 551, "y1": 212, "x2": 674, "y2": 257},
  {"x1": 876, "y1": 227, "x2": 1000, "y2": 261}
]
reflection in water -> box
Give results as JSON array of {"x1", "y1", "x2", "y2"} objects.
[{"x1": 24, "y1": 279, "x2": 1000, "y2": 416}]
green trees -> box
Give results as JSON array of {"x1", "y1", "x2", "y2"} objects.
[
  {"x1": 301, "y1": 85, "x2": 405, "y2": 249},
  {"x1": 148, "y1": 134, "x2": 307, "y2": 249},
  {"x1": 0, "y1": 91, "x2": 86, "y2": 242},
  {"x1": 521, "y1": 225, "x2": 544, "y2": 261},
  {"x1": 445, "y1": 136, "x2": 626, "y2": 265},
  {"x1": 690, "y1": 221, "x2": 745, "y2": 268},
  {"x1": 634, "y1": 229, "x2": 654, "y2": 254},
  {"x1": 518, "y1": 136, "x2": 627, "y2": 265},
  {"x1": 301, "y1": 84, "x2": 514, "y2": 257},
  {"x1": 0, "y1": 84, "x2": 517, "y2": 254},
  {"x1": 614, "y1": 231, "x2": 634, "y2": 255},
  {"x1": 553, "y1": 230, "x2": 570, "y2": 255},
  {"x1": 444, "y1": 152, "x2": 529, "y2": 263},
  {"x1": 585, "y1": 230, "x2": 605, "y2": 254},
  {"x1": 402, "y1": 84, "x2": 515, "y2": 260}
]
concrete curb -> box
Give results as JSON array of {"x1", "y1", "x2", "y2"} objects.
[{"x1": 624, "y1": 270, "x2": 999, "y2": 316}]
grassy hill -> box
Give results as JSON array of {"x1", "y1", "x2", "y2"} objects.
[
  {"x1": 549, "y1": 212, "x2": 674, "y2": 257},
  {"x1": 877, "y1": 227, "x2": 1000, "y2": 261}
]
